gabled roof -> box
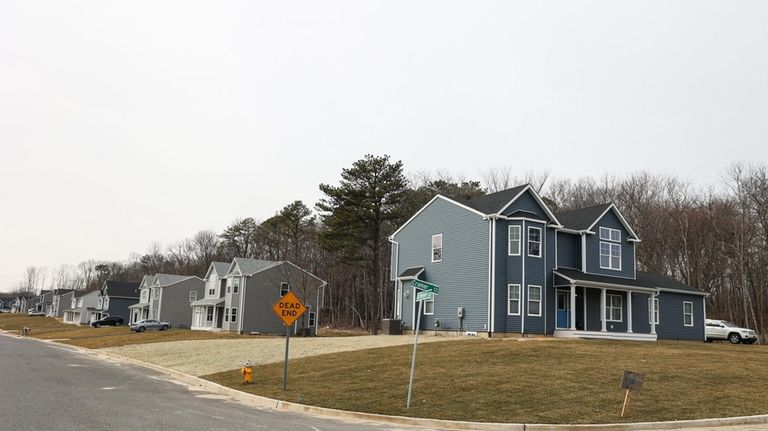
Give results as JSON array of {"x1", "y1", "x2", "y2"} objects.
[
  {"x1": 555, "y1": 203, "x2": 613, "y2": 231},
  {"x1": 154, "y1": 274, "x2": 197, "y2": 287},
  {"x1": 457, "y1": 184, "x2": 529, "y2": 214},
  {"x1": 204, "y1": 261, "x2": 232, "y2": 280},
  {"x1": 398, "y1": 267, "x2": 425, "y2": 280},
  {"x1": 229, "y1": 258, "x2": 281, "y2": 276},
  {"x1": 140, "y1": 275, "x2": 155, "y2": 288},
  {"x1": 104, "y1": 281, "x2": 140, "y2": 298}
]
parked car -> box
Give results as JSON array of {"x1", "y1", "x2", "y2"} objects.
[
  {"x1": 705, "y1": 319, "x2": 758, "y2": 344},
  {"x1": 129, "y1": 319, "x2": 171, "y2": 332},
  {"x1": 27, "y1": 311, "x2": 46, "y2": 317},
  {"x1": 90, "y1": 316, "x2": 124, "y2": 328}
]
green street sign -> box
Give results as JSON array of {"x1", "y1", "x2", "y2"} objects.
[
  {"x1": 415, "y1": 291, "x2": 434, "y2": 302},
  {"x1": 411, "y1": 279, "x2": 439, "y2": 294}
]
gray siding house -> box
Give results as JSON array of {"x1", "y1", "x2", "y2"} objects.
[
  {"x1": 216, "y1": 258, "x2": 326, "y2": 336},
  {"x1": 94, "y1": 281, "x2": 140, "y2": 322},
  {"x1": 390, "y1": 184, "x2": 707, "y2": 342},
  {"x1": 129, "y1": 274, "x2": 204, "y2": 328},
  {"x1": 191, "y1": 262, "x2": 230, "y2": 331},
  {"x1": 63, "y1": 290, "x2": 100, "y2": 325},
  {"x1": 50, "y1": 289, "x2": 75, "y2": 318}
]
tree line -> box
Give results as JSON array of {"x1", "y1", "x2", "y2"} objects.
[{"x1": 10, "y1": 156, "x2": 768, "y2": 339}]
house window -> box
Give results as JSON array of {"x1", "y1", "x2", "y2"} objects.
[
  {"x1": 224, "y1": 308, "x2": 229, "y2": 322},
  {"x1": 508, "y1": 226, "x2": 521, "y2": 256},
  {"x1": 507, "y1": 284, "x2": 521, "y2": 315},
  {"x1": 280, "y1": 282, "x2": 290, "y2": 297},
  {"x1": 423, "y1": 296, "x2": 435, "y2": 315},
  {"x1": 103, "y1": 297, "x2": 109, "y2": 309},
  {"x1": 599, "y1": 227, "x2": 622, "y2": 242},
  {"x1": 232, "y1": 278, "x2": 240, "y2": 294},
  {"x1": 683, "y1": 301, "x2": 693, "y2": 326},
  {"x1": 189, "y1": 291, "x2": 197, "y2": 302},
  {"x1": 600, "y1": 242, "x2": 622, "y2": 270},
  {"x1": 528, "y1": 227, "x2": 541, "y2": 258},
  {"x1": 527, "y1": 285, "x2": 541, "y2": 316},
  {"x1": 648, "y1": 297, "x2": 659, "y2": 324},
  {"x1": 308, "y1": 311, "x2": 316, "y2": 327},
  {"x1": 208, "y1": 288, "x2": 215, "y2": 296},
  {"x1": 140, "y1": 290, "x2": 148, "y2": 302},
  {"x1": 230, "y1": 307, "x2": 237, "y2": 323},
  {"x1": 431, "y1": 234, "x2": 443, "y2": 262},
  {"x1": 606, "y1": 294, "x2": 622, "y2": 322},
  {"x1": 153, "y1": 289, "x2": 159, "y2": 300},
  {"x1": 206, "y1": 307, "x2": 214, "y2": 322}
]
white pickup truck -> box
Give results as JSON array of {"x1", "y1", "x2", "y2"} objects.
[{"x1": 705, "y1": 319, "x2": 758, "y2": 344}]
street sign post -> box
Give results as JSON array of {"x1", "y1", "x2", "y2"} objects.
[
  {"x1": 406, "y1": 279, "x2": 439, "y2": 408},
  {"x1": 272, "y1": 291, "x2": 307, "y2": 391}
]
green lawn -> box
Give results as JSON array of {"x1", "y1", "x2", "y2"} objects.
[
  {"x1": 0, "y1": 314, "x2": 245, "y2": 348},
  {"x1": 203, "y1": 338, "x2": 768, "y2": 424}
]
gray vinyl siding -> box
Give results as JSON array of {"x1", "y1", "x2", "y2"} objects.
[
  {"x1": 158, "y1": 278, "x2": 205, "y2": 328},
  {"x1": 240, "y1": 264, "x2": 323, "y2": 336},
  {"x1": 502, "y1": 190, "x2": 548, "y2": 220},
  {"x1": 223, "y1": 277, "x2": 242, "y2": 332},
  {"x1": 585, "y1": 210, "x2": 636, "y2": 279},
  {"x1": 523, "y1": 220, "x2": 547, "y2": 334},
  {"x1": 556, "y1": 232, "x2": 581, "y2": 270},
  {"x1": 394, "y1": 197, "x2": 490, "y2": 333},
  {"x1": 656, "y1": 292, "x2": 705, "y2": 341}
]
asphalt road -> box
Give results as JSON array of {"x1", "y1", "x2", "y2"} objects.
[{"x1": 0, "y1": 334, "x2": 434, "y2": 431}]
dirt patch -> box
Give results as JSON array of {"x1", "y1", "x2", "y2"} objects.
[{"x1": 102, "y1": 334, "x2": 472, "y2": 376}]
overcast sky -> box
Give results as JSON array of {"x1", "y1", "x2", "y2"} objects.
[{"x1": 1, "y1": 1, "x2": 767, "y2": 292}]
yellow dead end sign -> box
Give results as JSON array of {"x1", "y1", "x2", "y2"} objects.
[
  {"x1": 271, "y1": 291, "x2": 307, "y2": 391},
  {"x1": 271, "y1": 291, "x2": 307, "y2": 326}
]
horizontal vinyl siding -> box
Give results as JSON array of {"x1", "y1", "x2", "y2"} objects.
[
  {"x1": 556, "y1": 232, "x2": 580, "y2": 270},
  {"x1": 656, "y1": 292, "x2": 705, "y2": 341},
  {"x1": 502, "y1": 220, "x2": 522, "y2": 333},
  {"x1": 395, "y1": 198, "x2": 490, "y2": 332},
  {"x1": 502, "y1": 190, "x2": 548, "y2": 220},
  {"x1": 585, "y1": 211, "x2": 636, "y2": 279},
  {"x1": 523, "y1": 220, "x2": 546, "y2": 334},
  {"x1": 545, "y1": 226, "x2": 556, "y2": 334}
]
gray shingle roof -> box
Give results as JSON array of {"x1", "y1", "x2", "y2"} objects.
[
  {"x1": 554, "y1": 268, "x2": 703, "y2": 294},
  {"x1": 212, "y1": 262, "x2": 231, "y2": 277},
  {"x1": 398, "y1": 267, "x2": 425, "y2": 279},
  {"x1": 232, "y1": 258, "x2": 281, "y2": 276},
  {"x1": 155, "y1": 274, "x2": 195, "y2": 286},
  {"x1": 104, "y1": 281, "x2": 140, "y2": 298},
  {"x1": 554, "y1": 203, "x2": 613, "y2": 231},
  {"x1": 456, "y1": 184, "x2": 529, "y2": 214},
  {"x1": 140, "y1": 275, "x2": 155, "y2": 287},
  {"x1": 636, "y1": 271, "x2": 703, "y2": 294}
]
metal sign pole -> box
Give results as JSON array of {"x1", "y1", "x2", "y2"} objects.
[
  {"x1": 406, "y1": 298, "x2": 423, "y2": 408},
  {"x1": 283, "y1": 325, "x2": 290, "y2": 391}
]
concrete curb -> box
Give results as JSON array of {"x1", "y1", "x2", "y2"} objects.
[{"x1": 2, "y1": 329, "x2": 767, "y2": 430}]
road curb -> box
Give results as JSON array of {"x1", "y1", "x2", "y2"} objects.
[{"x1": 2, "y1": 330, "x2": 767, "y2": 430}]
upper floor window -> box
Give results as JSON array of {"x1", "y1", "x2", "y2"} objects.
[
  {"x1": 431, "y1": 234, "x2": 443, "y2": 262},
  {"x1": 606, "y1": 294, "x2": 622, "y2": 321},
  {"x1": 153, "y1": 288, "x2": 159, "y2": 300},
  {"x1": 599, "y1": 227, "x2": 621, "y2": 242},
  {"x1": 527, "y1": 227, "x2": 541, "y2": 258},
  {"x1": 189, "y1": 291, "x2": 197, "y2": 302},
  {"x1": 232, "y1": 278, "x2": 240, "y2": 294},
  {"x1": 140, "y1": 290, "x2": 148, "y2": 303},
  {"x1": 208, "y1": 288, "x2": 215, "y2": 296},
  {"x1": 508, "y1": 226, "x2": 521, "y2": 256},
  {"x1": 600, "y1": 242, "x2": 622, "y2": 270},
  {"x1": 280, "y1": 282, "x2": 290, "y2": 297},
  {"x1": 683, "y1": 301, "x2": 694, "y2": 327},
  {"x1": 231, "y1": 307, "x2": 238, "y2": 323}
]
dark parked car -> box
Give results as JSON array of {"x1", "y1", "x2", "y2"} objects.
[{"x1": 91, "y1": 316, "x2": 124, "y2": 328}]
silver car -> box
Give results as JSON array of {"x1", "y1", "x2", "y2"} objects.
[{"x1": 130, "y1": 319, "x2": 171, "y2": 332}]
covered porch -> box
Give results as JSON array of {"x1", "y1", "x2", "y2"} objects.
[
  {"x1": 128, "y1": 303, "x2": 149, "y2": 324},
  {"x1": 191, "y1": 298, "x2": 225, "y2": 331},
  {"x1": 553, "y1": 269, "x2": 659, "y2": 342}
]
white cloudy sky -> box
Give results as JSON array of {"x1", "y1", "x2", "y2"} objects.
[{"x1": 1, "y1": 1, "x2": 767, "y2": 291}]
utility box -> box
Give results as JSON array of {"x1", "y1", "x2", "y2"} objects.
[
  {"x1": 457, "y1": 307, "x2": 465, "y2": 318},
  {"x1": 381, "y1": 319, "x2": 402, "y2": 335}
]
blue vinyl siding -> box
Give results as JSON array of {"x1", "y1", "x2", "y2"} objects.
[
  {"x1": 502, "y1": 190, "x2": 548, "y2": 220},
  {"x1": 500, "y1": 220, "x2": 522, "y2": 332},
  {"x1": 394, "y1": 197, "x2": 490, "y2": 333},
  {"x1": 523, "y1": 220, "x2": 547, "y2": 334},
  {"x1": 631, "y1": 292, "x2": 653, "y2": 334},
  {"x1": 656, "y1": 292, "x2": 705, "y2": 341},
  {"x1": 556, "y1": 232, "x2": 581, "y2": 270},
  {"x1": 585, "y1": 210, "x2": 636, "y2": 279},
  {"x1": 545, "y1": 226, "x2": 556, "y2": 334}
]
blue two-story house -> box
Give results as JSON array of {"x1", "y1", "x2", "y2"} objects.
[{"x1": 390, "y1": 184, "x2": 707, "y2": 341}]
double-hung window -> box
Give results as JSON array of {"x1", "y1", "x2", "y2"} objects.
[
  {"x1": 230, "y1": 307, "x2": 238, "y2": 323},
  {"x1": 508, "y1": 226, "x2": 521, "y2": 256},
  {"x1": 232, "y1": 278, "x2": 240, "y2": 294},
  {"x1": 606, "y1": 294, "x2": 622, "y2": 321},
  {"x1": 527, "y1": 227, "x2": 541, "y2": 257},
  {"x1": 189, "y1": 291, "x2": 197, "y2": 302},
  {"x1": 599, "y1": 227, "x2": 622, "y2": 270},
  {"x1": 431, "y1": 234, "x2": 443, "y2": 262},
  {"x1": 423, "y1": 296, "x2": 435, "y2": 315},
  {"x1": 508, "y1": 284, "x2": 521, "y2": 315},
  {"x1": 683, "y1": 302, "x2": 693, "y2": 326},
  {"x1": 224, "y1": 308, "x2": 229, "y2": 322},
  {"x1": 527, "y1": 285, "x2": 541, "y2": 316},
  {"x1": 648, "y1": 297, "x2": 659, "y2": 324},
  {"x1": 280, "y1": 282, "x2": 290, "y2": 297}
]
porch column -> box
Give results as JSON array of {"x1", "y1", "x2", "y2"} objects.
[
  {"x1": 569, "y1": 284, "x2": 576, "y2": 330},
  {"x1": 583, "y1": 286, "x2": 587, "y2": 330},
  {"x1": 627, "y1": 292, "x2": 633, "y2": 333},
  {"x1": 650, "y1": 294, "x2": 657, "y2": 335},
  {"x1": 600, "y1": 288, "x2": 607, "y2": 332}
]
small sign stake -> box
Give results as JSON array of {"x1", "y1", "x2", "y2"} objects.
[{"x1": 619, "y1": 370, "x2": 645, "y2": 417}]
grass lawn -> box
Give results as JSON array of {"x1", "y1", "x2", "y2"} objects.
[
  {"x1": 0, "y1": 314, "x2": 244, "y2": 348},
  {"x1": 203, "y1": 338, "x2": 768, "y2": 424}
]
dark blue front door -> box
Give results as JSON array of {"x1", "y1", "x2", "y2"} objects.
[{"x1": 556, "y1": 291, "x2": 570, "y2": 328}]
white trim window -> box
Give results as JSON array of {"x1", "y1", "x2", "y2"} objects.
[
  {"x1": 308, "y1": 311, "x2": 316, "y2": 327},
  {"x1": 230, "y1": 307, "x2": 237, "y2": 323},
  {"x1": 208, "y1": 287, "x2": 215, "y2": 296},
  {"x1": 528, "y1": 227, "x2": 542, "y2": 258},
  {"x1": 431, "y1": 234, "x2": 443, "y2": 262},
  {"x1": 527, "y1": 285, "x2": 542, "y2": 316},
  {"x1": 683, "y1": 301, "x2": 694, "y2": 326},
  {"x1": 508, "y1": 226, "x2": 521, "y2": 256},
  {"x1": 606, "y1": 294, "x2": 623, "y2": 322},
  {"x1": 224, "y1": 307, "x2": 229, "y2": 322},
  {"x1": 423, "y1": 296, "x2": 435, "y2": 315},
  {"x1": 599, "y1": 227, "x2": 622, "y2": 242},
  {"x1": 206, "y1": 307, "x2": 214, "y2": 323},
  {"x1": 280, "y1": 282, "x2": 290, "y2": 297},
  {"x1": 648, "y1": 297, "x2": 659, "y2": 324},
  {"x1": 189, "y1": 291, "x2": 197, "y2": 302},
  {"x1": 600, "y1": 242, "x2": 622, "y2": 270},
  {"x1": 508, "y1": 284, "x2": 521, "y2": 315},
  {"x1": 232, "y1": 278, "x2": 240, "y2": 294}
]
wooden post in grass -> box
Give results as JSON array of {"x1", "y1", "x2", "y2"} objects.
[{"x1": 619, "y1": 370, "x2": 644, "y2": 418}]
